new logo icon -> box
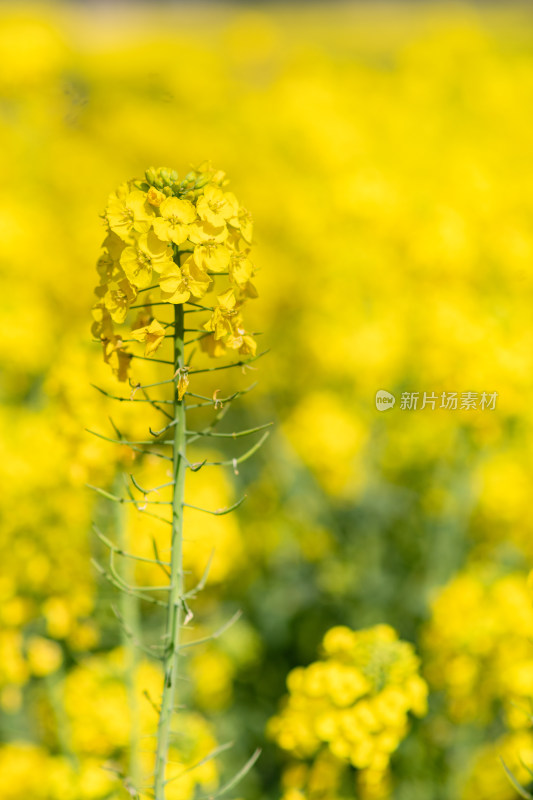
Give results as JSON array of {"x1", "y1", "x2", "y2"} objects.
[{"x1": 375, "y1": 390, "x2": 396, "y2": 411}]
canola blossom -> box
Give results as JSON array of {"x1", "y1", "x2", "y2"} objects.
[
  {"x1": 92, "y1": 165, "x2": 257, "y2": 385},
  {"x1": 268, "y1": 625, "x2": 428, "y2": 798},
  {"x1": 0, "y1": 651, "x2": 219, "y2": 800},
  {"x1": 423, "y1": 569, "x2": 533, "y2": 730}
]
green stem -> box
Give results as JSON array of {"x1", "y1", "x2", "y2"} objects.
[
  {"x1": 45, "y1": 665, "x2": 78, "y2": 770},
  {"x1": 116, "y1": 475, "x2": 141, "y2": 790},
  {"x1": 154, "y1": 303, "x2": 186, "y2": 799}
]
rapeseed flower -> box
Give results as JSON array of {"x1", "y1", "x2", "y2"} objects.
[
  {"x1": 105, "y1": 187, "x2": 154, "y2": 241},
  {"x1": 423, "y1": 569, "x2": 533, "y2": 729},
  {"x1": 153, "y1": 197, "x2": 196, "y2": 244},
  {"x1": 269, "y1": 625, "x2": 427, "y2": 792},
  {"x1": 94, "y1": 164, "x2": 257, "y2": 382},
  {"x1": 130, "y1": 319, "x2": 167, "y2": 356}
]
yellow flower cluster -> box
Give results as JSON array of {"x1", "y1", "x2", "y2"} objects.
[
  {"x1": 0, "y1": 731, "x2": 217, "y2": 800},
  {"x1": 423, "y1": 569, "x2": 533, "y2": 728},
  {"x1": 280, "y1": 750, "x2": 344, "y2": 800},
  {"x1": 0, "y1": 405, "x2": 98, "y2": 710},
  {"x1": 92, "y1": 165, "x2": 257, "y2": 381},
  {"x1": 31, "y1": 648, "x2": 219, "y2": 800},
  {"x1": 268, "y1": 625, "x2": 428, "y2": 795},
  {"x1": 283, "y1": 391, "x2": 367, "y2": 499},
  {"x1": 0, "y1": 743, "x2": 116, "y2": 800}
]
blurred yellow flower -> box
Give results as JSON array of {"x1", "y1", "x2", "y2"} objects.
[
  {"x1": 269, "y1": 624, "x2": 427, "y2": 788},
  {"x1": 423, "y1": 569, "x2": 533, "y2": 728},
  {"x1": 26, "y1": 636, "x2": 62, "y2": 677}
]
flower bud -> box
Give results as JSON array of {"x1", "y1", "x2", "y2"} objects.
[
  {"x1": 145, "y1": 167, "x2": 158, "y2": 184},
  {"x1": 194, "y1": 175, "x2": 211, "y2": 190}
]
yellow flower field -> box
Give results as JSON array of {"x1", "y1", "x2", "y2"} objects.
[{"x1": 2, "y1": 2, "x2": 533, "y2": 798}]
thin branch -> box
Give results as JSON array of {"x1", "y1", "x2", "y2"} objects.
[
  {"x1": 199, "y1": 748, "x2": 261, "y2": 800},
  {"x1": 183, "y1": 551, "x2": 214, "y2": 600},
  {"x1": 93, "y1": 526, "x2": 171, "y2": 566},
  {"x1": 130, "y1": 353, "x2": 174, "y2": 365},
  {"x1": 501, "y1": 759, "x2": 533, "y2": 799},
  {"x1": 120, "y1": 335, "x2": 174, "y2": 343},
  {"x1": 185, "y1": 383, "x2": 257, "y2": 404},
  {"x1": 152, "y1": 537, "x2": 171, "y2": 580},
  {"x1": 185, "y1": 332, "x2": 211, "y2": 346},
  {"x1": 176, "y1": 452, "x2": 208, "y2": 472},
  {"x1": 91, "y1": 558, "x2": 167, "y2": 607},
  {"x1": 186, "y1": 421, "x2": 272, "y2": 444},
  {"x1": 201, "y1": 431, "x2": 270, "y2": 468},
  {"x1": 107, "y1": 547, "x2": 169, "y2": 593},
  {"x1": 91, "y1": 383, "x2": 173, "y2": 404},
  {"x1": 85, "y1": 429, "x2": 172, "y2": 460},
  {"x1": 87, "y1": 485, "x2": 171, "y2": 504},
  {"x1": 164, "y1": 742, "x2": 234, "y2": 788},
  {"x1": 140, "y1": 387, "x2": 174, "y2": 420},
  {"x1": 184, "y1": 302, "x2": 214, "y2": 312},
  {"x1": 130, "y1": 475, "x2": 175, "y2": 495},
  {"x1": 179, "y1": 611, "x2": 242, "y2": 650},
  {"x1": 183, "y1": 495, "x2": 246, "y2": 516},
  {"x1": 130, "y1": 302, "x2": 174, "y2": 310},
  {"x1": 137, "y1": 284, "x2": 160, "y2": 294},
  {"x1": 188, "y1": 349, "x2": 269, "y2": 375},
  {"x1": 143, "y1": 689, "x2": 162, "y2": 715},
  {"x1": 130, "y1": 378, "x2": 175, "y2": 391},
  {"x1": 149, "y1": 420, "x2": 178, "y2": 438},
  {"x1": 183, "y1": 397, "x2": 230, "y2": 446},
  {"x1": 131, "y1": 504, "x2": 172, "y2": 525}
]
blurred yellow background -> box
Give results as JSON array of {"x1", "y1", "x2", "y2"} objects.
[{"x1": 2, "y1": 2, "x2": 533, "y2": 798}]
